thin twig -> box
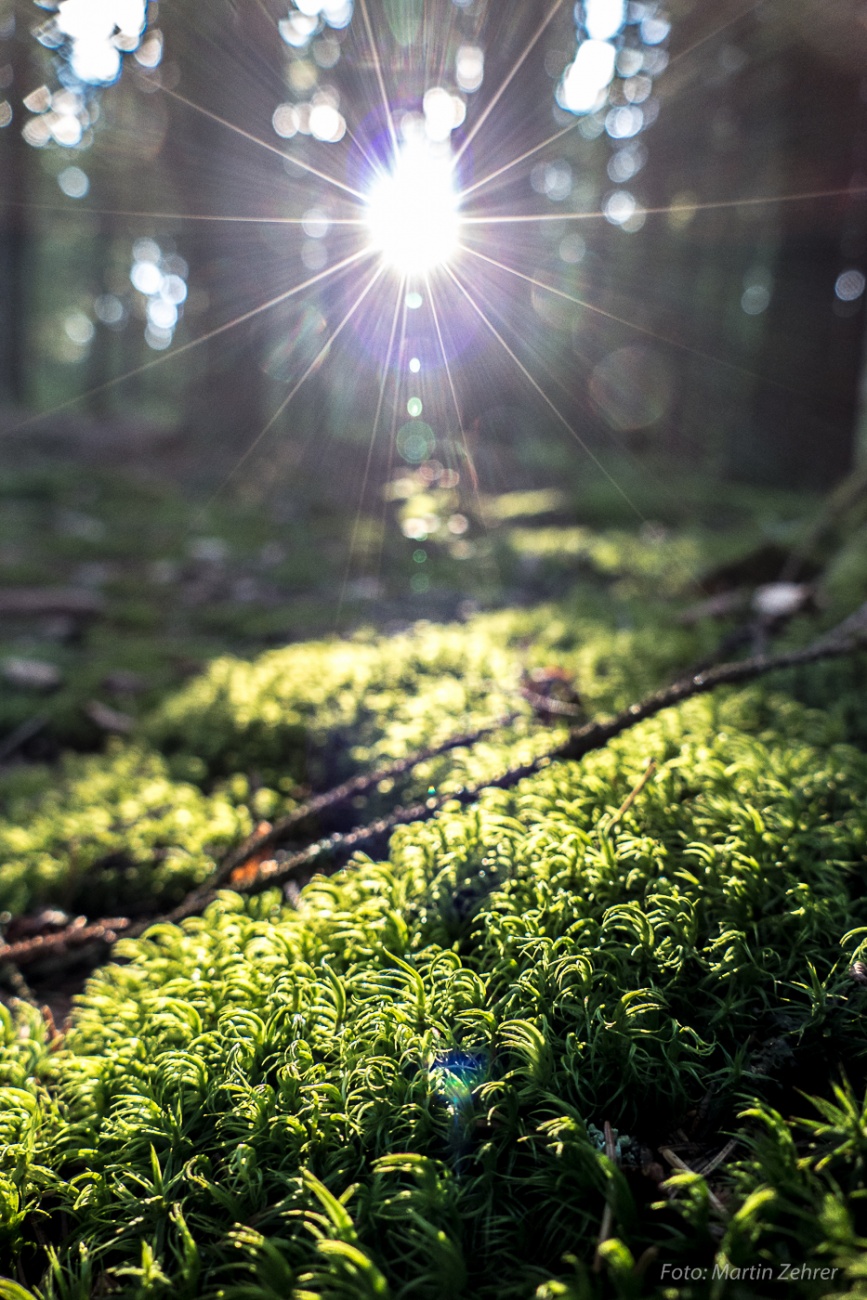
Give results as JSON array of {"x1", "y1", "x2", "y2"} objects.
[
  {"x1": 660, "y1": 1146, "x2": 727, "y2": 1216},
  {"x1": 214, "y1": 712, "x2": 521, "y2": 885},
  {"x1": 0, "y1": 918, "x2": 129, "y2": 967},
  {"x1": 0, "y1": 960, "x2": 40, "y2": 1007},
  {"x1": 693, "y1": 1138, "x2": 738, "y2": 1178},
  {"x1": 3, "y1": 626, "x2": 865, "y2": 968},
  {"x1": 519, "y1": 688, "x2": 584, "y2": 718},
  {"x1": 604, "y1": 760, "x2": 657, "y2": 831},
  {"x1": 0, "y1": 715, "x2": 47, "y2": 765},
  {"x1": 594, "y1": 1120, "x2": 620, "y2": 1271}
]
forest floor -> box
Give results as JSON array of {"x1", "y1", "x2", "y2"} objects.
[
  {"x1": 3, "y1": 422, "x2": 867, "y2": 1298},
  {"x1": 0, "y1": 416, "x2": 812, "y2": 756}
]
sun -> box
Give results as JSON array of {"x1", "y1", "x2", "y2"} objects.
[{"x1": 364, "y1": 139, "x2": 461, "y2": 278}]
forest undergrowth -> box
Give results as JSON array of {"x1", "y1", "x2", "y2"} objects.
[{"x1": 4, "y1": 457, "x2": 867, "y2": 1298}]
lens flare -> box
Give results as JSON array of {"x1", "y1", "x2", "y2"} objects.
[{"x1": 365, "y1": 141, "x2": 460, "y2": 276}]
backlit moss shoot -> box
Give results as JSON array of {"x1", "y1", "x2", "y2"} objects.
[
  {"x1": 1, "y1": 599, "x2": 707, "y2": 922},
  {"x1": 0, "y1": 746, "x2": 252, "y2": 917},
  {"x1": 4, "y1": 681, "x2": 867, "y2": 1296}
]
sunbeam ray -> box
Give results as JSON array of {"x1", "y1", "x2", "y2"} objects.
[
  {"x1": 379, "y1": 286, "x2": 412, "y2": 567},
  {"x1": 454, "y1": 259, "x2": 690, "y2": 512},
  {"x1": 13, "y1": 203, "x2": 367, "y2": 226},
  {"x1": 7, "y1": 247, "x2": 375, "y2": 434},
  {"x1": 458, "y1": 119, "x2": 580, "y2": 202},
  {"x1": 458, "y1": 242, "x2": 806, "y2": 393},
  {"x1": 356, "y1": 0, "x2": 400, "y2": 162},
  {"x1": 424, "y1": 273, "x2": 478, "y2": 493},
  {"x1": 444, "y1": 264, "x2": 644, "y2": 521},
  {"x1": 455, "y1": 0, "x2": 567, "y2": 166},
  {"x1": 207, "y1": 261, "x2": 388, "y2": 501},
  {"x1": 340, "y1": 273, "x2": 406, "y2": 614},
  {"x1": 460, "y1": 183, "x2": 867, "y2": 226},
  {"x1": 343, "y1": 118, "x2": 389, "y2": 182},
  {"x1": 667, "y1": 0, "x2": 766, "y2": 70},
  {"x1": 163, "y1": 86, "x2": 369, "y2": 203}
]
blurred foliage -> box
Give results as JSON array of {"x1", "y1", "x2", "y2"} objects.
[{"x1": 0, "y1": 448, "x2": 814, "y2": 752}]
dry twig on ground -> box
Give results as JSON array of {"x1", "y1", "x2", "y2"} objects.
[{"x1": 2, "y1": 613, "x2": 865, "y2": 971}]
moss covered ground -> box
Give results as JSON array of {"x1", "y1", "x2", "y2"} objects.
[{"x1": 3, "y1": 446, "x2": 867, "y2": 1298}]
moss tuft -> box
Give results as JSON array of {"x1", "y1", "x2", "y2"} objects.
[
  {"x1": 0, "y1": 746, "x2": 251, "y2": 916},
  {"x1": 4, "y1": 686, "x2": 867, "y2": 1295}
]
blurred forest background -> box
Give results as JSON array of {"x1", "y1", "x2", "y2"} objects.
[{"x1": 1, "y1": 0, "x2": 867, "y2": 751}]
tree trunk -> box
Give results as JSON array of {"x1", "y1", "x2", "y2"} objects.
[
  {"x1": 159, "y1": 0, "x2": 277, "y2": 462},
  {"x1": 0, "y1": 4, "x2": 35, "y2": 407},
  {"x1": 745, "y1": 46, "x2": 867, "y2": 489}
]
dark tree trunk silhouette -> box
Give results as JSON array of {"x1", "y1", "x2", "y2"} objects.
[
  {"x1": 0, "y1": 7, "x2": 34, "y2": 407},
  {"x1": 159, "y1": 0, "x2": 278, "y2": 459},
  {"x1": 745, "y1": 45, "x2": 867, "y2": 489}
]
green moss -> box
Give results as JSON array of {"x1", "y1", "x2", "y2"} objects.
[
  {"x1": 502, "y1": 524, "x2": 704, "y2": 598},
  {"x1": 7, "y1": 432, "x2": 863, "y2": 1294},
  {"x1": 0, "y1": 593, "x2": 711, "y2": 921},
  {"x1": 0, "y1": 1001, "x2": 58, "y2": 1263},
  {"x1": 0, "y1": 746, "x2": 251, "y2": 916},
  {"x1": 3, "y1": 687, "x2": 867, "y2": 1296},
  {"x1": 2, "y1": 461, "x2": 867, "y2": 1295},
  {"x1": 766, "y1": 652, "x2": 867, "y2": 751},
  {"x1": 145, "y1": 602, "x2": 707, "y2": 790}
]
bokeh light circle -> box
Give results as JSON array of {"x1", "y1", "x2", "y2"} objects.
[
  {"x1": 397, "y1": 420, "x2": 435, "y2": 462},
  {"x1": 589, "y1": 345, "x2": 675, "y2": 430}
]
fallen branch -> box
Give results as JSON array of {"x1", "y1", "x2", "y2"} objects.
[
  {"x1": 0, "y1": 917, "x2": 129, "y2": 968},
  {"x1": 3, "y1": 618, "x2": 865, "y2": 968},
  {"x1": 0, "y1": 715, "x2": 47, "y2": 765},
  {"x1": 192, "y1": 622, "x2": 866, "y2": 911},
  {"x1": 0, "y1": 587, "x2": 104, "y2": 618},
  {"x1": 152, "y1": 616, "x2": 867, "y2": 915},
  {"x1": 214, "y1": 712, "x2": 521, "y2": 886}
]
